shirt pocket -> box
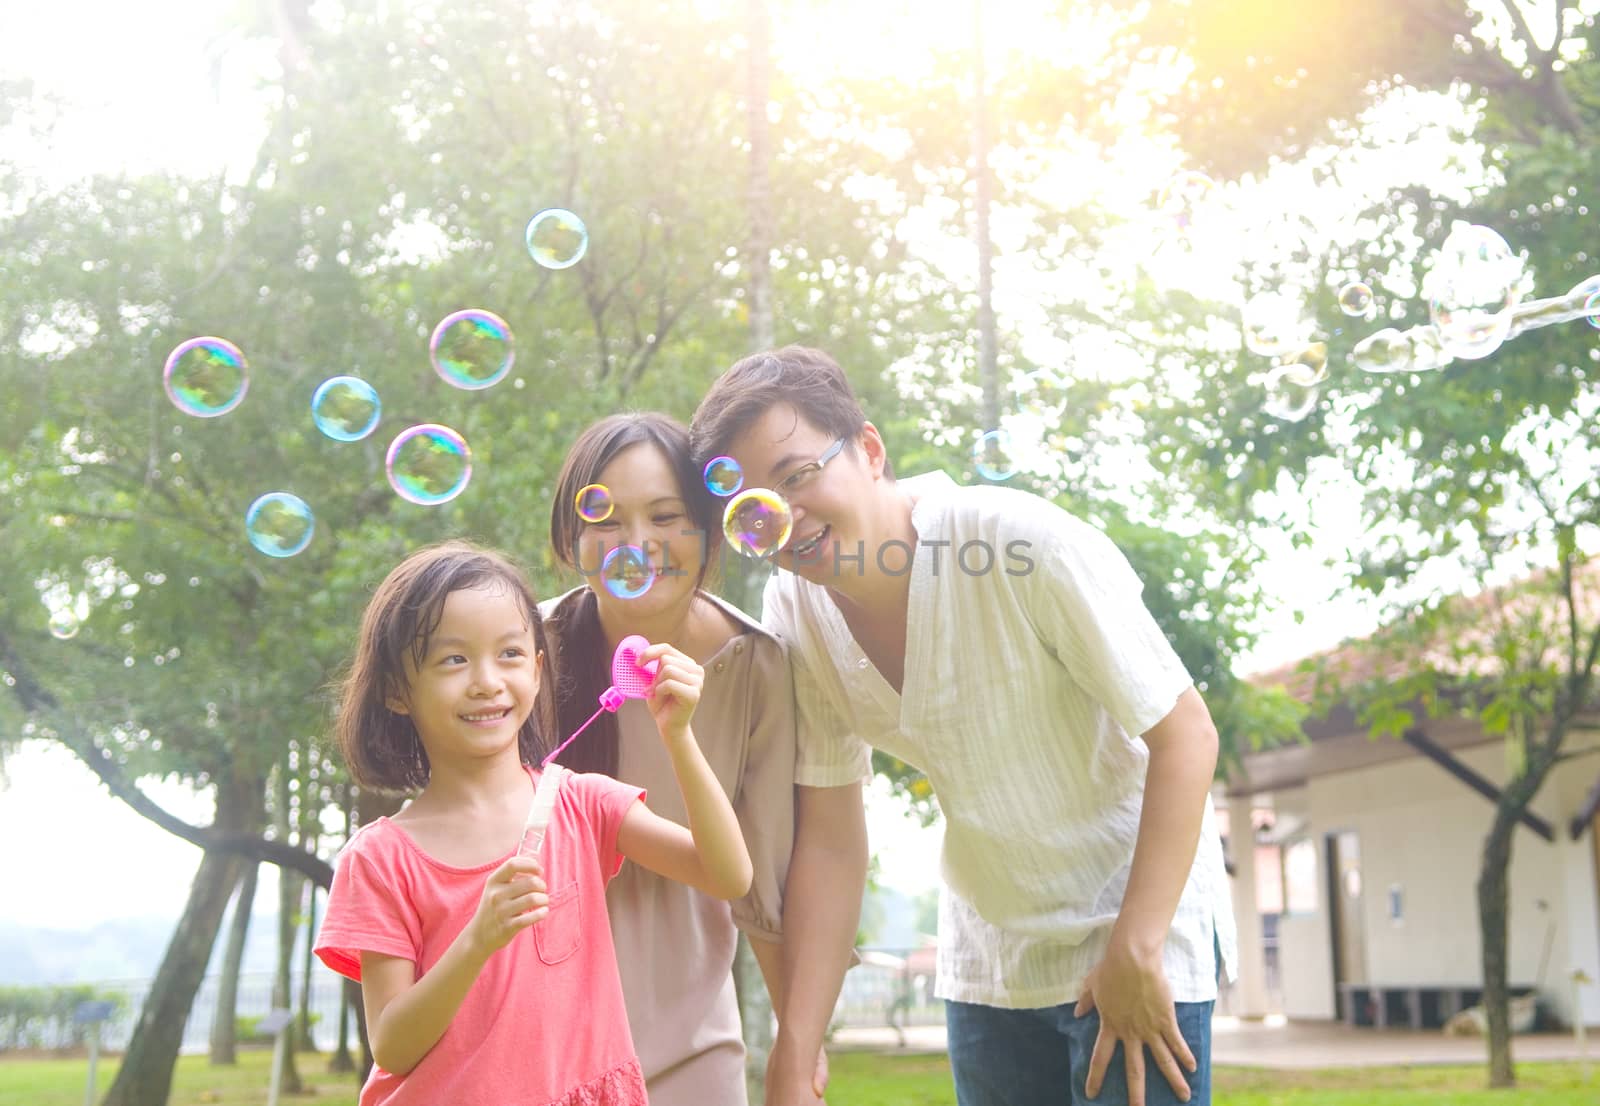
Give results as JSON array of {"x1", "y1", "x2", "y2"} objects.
[{"x1": 534, "y1": 881, "x2": 582, "y2": 965}]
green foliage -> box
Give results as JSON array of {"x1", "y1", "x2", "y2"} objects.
[{"x1": 0, "y1": 985, "x2": 127, "y2": 1051}]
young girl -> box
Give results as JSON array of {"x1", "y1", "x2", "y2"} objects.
[{"x1": 315, "y1": 540, "x2": 752, "y2": 1106}]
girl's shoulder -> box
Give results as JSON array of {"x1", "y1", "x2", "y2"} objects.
[{"x1": 334, "y1": 816, "x2": 412, "y2": 866}]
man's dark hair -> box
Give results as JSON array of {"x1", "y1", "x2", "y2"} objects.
[{"x1": 689, "y1": 345, "x2": 892, "y2": 478}]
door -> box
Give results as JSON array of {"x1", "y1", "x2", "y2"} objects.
[{"x1": 1326, "y1": 830, "x2": 1368, "y2": 1020}]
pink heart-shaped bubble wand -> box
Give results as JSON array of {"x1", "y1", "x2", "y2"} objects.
[{"x1": 540, "y1": 634, "x2": 659, "y2": 767}]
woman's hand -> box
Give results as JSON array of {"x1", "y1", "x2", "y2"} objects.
[{"x1": 638, "y1": 642, "x2": 703, "y2": 740}]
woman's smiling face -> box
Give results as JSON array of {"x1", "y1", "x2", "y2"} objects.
[{"x1": 579, "y1": 442, "x2": 707, "y2": 612}]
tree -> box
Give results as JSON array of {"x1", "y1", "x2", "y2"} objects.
[
  {"x1": 208, "y1": 863, "x2": 258, "y2": 1065},
  {"x1": 1127, "y1": 0, "x2": 1600, "y2": 1086}
]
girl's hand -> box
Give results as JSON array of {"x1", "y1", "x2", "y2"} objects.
[
  {"x1": 638, "y1": 642, "x2": 703, "y2": 739},
  {"x1": 464, "y1": 855, "x2": 547, "y2": 959}
]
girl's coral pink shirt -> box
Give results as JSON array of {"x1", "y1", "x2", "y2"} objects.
[{"x1": 315, "y1": 766, "x2": 649, "y2": 1106}]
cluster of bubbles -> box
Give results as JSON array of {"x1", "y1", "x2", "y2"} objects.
[
  {"x1": 57, "y1": 206, "x2": 592, "y2": 640},
  {"x1": 1152, "y1": 169, "x2": 1600, "y2": 425},
  {"x1": 702, "y1": 456, "x2": 796, "y2": 561}
]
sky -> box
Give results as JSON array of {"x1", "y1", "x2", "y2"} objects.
[{"x1": 1, "y1": 0, "x2": 1567, "y2": 936}]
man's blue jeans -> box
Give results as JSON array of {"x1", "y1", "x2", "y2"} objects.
[{"x1": 945, "y1": 997, "x2": 1215, "y2": 1106}]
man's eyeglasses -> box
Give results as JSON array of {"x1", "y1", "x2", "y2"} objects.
[{"x1": 774, "y1": 438, "x2": 846, "y2": 498}]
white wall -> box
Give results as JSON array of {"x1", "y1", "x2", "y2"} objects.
[{"x1": 1270, "y1": 734, "x2": 1600, "y2": 1026}]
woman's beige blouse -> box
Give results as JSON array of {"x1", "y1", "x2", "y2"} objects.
[{"x1": 540, "y1": 589, "x2": 797, "y2": 1106}]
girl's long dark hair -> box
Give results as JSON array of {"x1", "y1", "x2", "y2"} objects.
[
  {"x1": 546, "y1": 413, "x2": 722, "y2": 778},
  {"x1": 334, "y1": 540, "x2": 557, "y2": 793}
]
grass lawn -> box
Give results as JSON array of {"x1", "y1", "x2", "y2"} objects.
[{"x1": 0, "y1": 1048, "x2": 1594, "y2": 1105}]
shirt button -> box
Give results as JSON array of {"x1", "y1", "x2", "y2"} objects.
[
  {"x1": 734, "y1": 642, "x2": 743, "y2": 654},
  {"x1": 715, "y1": 662, "x2": 726, "y2": 672},
  {"x1": 857, "y1": 658, "x2": 869, "y2": 669}
]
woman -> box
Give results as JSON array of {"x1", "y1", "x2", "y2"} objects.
[{"x1": 542, "y1": 412, "x2": 797, "y2": 1105}]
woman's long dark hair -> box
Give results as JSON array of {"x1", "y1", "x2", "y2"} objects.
[{"x1": 546, "y1": 413, "x2": 723, "y2": 778}]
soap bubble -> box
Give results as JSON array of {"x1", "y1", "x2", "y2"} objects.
[
  {"x1": 972, "y1": 430, "x2": 1017, "y2": 481},
  {"x1": 1351, "y1": 326, "x2": 1454, "y2": 375},
  {"x1": 245, "y1": 492, "x2": 315, "y2": 558},
  {"x1": 1587, "y1": 291, "x2": 1600, "y2": 331},
  {"x1": 722, "y1": 489, "x2": 794, "y2": 558},
  {"x1": 1276, "y1": 342, "x2": 1329, "y2": 385},
  {"x1": 1241, "y1": 292, "x2": 1312, "y2": 358},
  {"x1": 1260, "y1": 365, "x2": 1320, "y2": 423},
  {"x1": 576, "y1": 483, "x2": 614, "y2": 523},
  {"x1": 386, "y1": 424, "x2": 472, "y2": 505},
  {"x1": 600, "y1": 544, "x2": 654, "y2": 600},
  {"x1": 48, "y1": 607, "x2": 81, "y2": 640},
  {"x1": 526, "y1": 208, "x2": 589, "y2": 270},
  {"x1": 163, "y1": 337, "x2": 248, "y2": 417},
  {"x1": 1337, "y1": 282, "x2": 1374, "y2": 317},
  {"x1": 1426, "y1": 223, "x2": 1522, "y2": 360},
  {"x1": 703, "y1": 456, "x2": 744, "y2": 497},
  {"x1": 310, "y1": 376, "x2": 381, "y2": 441},
  {"x1": 430, "y1": 309, "x2": 514, "y2": 390}
]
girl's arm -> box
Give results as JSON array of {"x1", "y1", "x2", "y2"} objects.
[
  {"x1": 615, "y1": 721, "x2": 753, "y2": 900},
  {"x1": 617, "y1": 644, "x2": 753, "y2": 900},
  {"x1": 361, "y1": 855, "x2": 547, "y2": 1075}
]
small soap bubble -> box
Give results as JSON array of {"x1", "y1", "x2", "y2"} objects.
[
  {"x1": 429, "y1": 309, "x2": 515, "y2": 390},
  {"x1": 576, "y1": 483, "x2": 615, "y2": 523},
  {"x1": 722, "y1": 489, "x2": 794, "y2": 558},
  {"x1": 526, "y1": 208, "x2": 590, "y2": 270},
  {"x1": 1276, "y1": 342, "x2": 1329, "y2": 385},
  {"x1": 310, "y1": 376, "x2": 381, "y2": 441},
  {"x1": 1586, "y1": 291, "x2": 1600, "y2": 331},
  {"x1": 245, "y1": 492, "x2": 315, "y2": 558},
  {"x1": 972, "y1": 430, "x2": 1017, "y2": 481},
  {"x1": 1337, "y1": 282, "x2": 1373, "y2": 317},
  {"x1": 1241, "y1": 292, "x2": 1312, "y2": 358},
  {"x1": 163, "y1": 337, "x2": 248, "y2": 417},
  {"x1": 48, "y1": 608, "x2": 81, "y2": 640},
  {"x1": 1157, "y1": 170, "x2": 1215, "y2": 235},
  {"x1": 601, "y1": 544, "x2": 654, "y2": 600},
  {"x1": 1260, "y1": 365, "x2": 1320, "y2": 423},
  {"x1": 386, "y1": 424, "x2": 472, "y2": 505},
  {"x1": 703, "y1": 456, "x2": 744, "y2": 497},
  {"x1": 1426, "y1": 223, "x2": 1521, "y2": 360}
]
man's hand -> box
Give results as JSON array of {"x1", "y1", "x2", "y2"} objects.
[
  {"x1": 1073, "y1": 942, "x2": 1195, "y2": 1106},
  {"x1": 763, "y1": 1042, "x2": 829, "y2": 1106}
]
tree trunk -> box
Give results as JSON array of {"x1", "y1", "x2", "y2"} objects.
[
  {"x1": 350, "y1": 787, "x2": 405, "y2": 1084},
  {"x1": 329, "y1": 786, "x2": 357, "y2": 1074},
  {"x1": 733, "y1": 933, "x2": 774, "y2": 1106},
  {"x1": 208, "y1": 862, "x2": 259, "y2": 1065},
  {"x1": 740, "y1": 6, "x2": 779, "y2": 1097},
  {"x1": 745, "y1": 0, "x2": 775, "y2": 353},
  {"x1": 297, "y1": 883, "x2": 318, "y2": 1051},
  {"x1": 971, "y1": 0, "x2": 999, "y2": 432},
  {"x1": 271, "y1": 759, "x2": 305, "y2": 1093},
  {"x1": 1477, "y1": 806, "x2": 1517, "y2": 1087},
  {"x1": 103, "y1": 769, "x2": 263, "y2": 1106},
  {"x1": 1477, "y1": 729, "x2": 1563, "y2": 1089}
]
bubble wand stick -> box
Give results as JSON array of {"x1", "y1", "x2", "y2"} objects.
[{"x1": 518, "y1": 635, "x2": 659, "y2": 860}]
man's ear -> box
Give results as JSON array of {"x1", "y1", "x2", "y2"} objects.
[{"x1": 859, "y1": 421, "x2": 890, "y2": 478}]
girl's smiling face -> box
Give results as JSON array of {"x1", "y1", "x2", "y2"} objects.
[{"x1": 389, "y1": 583, "x2": 543, "y2": 767}]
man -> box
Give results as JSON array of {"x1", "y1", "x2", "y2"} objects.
[{"x1": 691, "y1": 347, "x2": 1235, "y2": 1106}]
